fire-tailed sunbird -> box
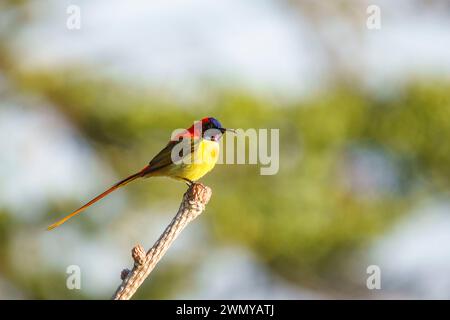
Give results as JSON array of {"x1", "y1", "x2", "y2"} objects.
[{"x1": 47, "y1": 117, "x2": 233, "y2": 230}]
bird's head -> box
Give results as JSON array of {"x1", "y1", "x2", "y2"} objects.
[
  {"x1": 200, "y1": 117, "x2": 235, "y2": 141},
  {"x1": 177, "y1": 117, "x2": 234, "y2": 141}
]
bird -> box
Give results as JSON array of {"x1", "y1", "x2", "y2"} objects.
[{"x1": 47, "y1": 117, "x2": 233, "y2": 230}]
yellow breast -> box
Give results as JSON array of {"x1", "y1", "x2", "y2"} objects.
[{"x1": 165, "y1": 139, "x2": 220, "y2": 182}]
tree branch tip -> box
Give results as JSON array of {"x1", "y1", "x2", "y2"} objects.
[
  {"x1": 188, "y1": 183, "x2": 212, "y2": 206},
  {"x1": 112, "y1": 183, "x2": 212, "y2": 299}
]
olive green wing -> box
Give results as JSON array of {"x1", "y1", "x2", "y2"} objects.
[{"x1": 145, "y1": 138, "x2": 201, "y2": 174}]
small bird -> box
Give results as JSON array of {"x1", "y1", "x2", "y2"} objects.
[{"x1": 47, "y1": 117, "x2": 233, "y2": 230}]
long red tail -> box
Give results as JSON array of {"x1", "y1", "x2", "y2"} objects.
[{"x1": 47, "y1": 167, "x2": 149, "y2": 230}]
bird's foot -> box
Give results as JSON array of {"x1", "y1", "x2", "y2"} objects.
[{"x1": 182, "y1": 178, "x2": 195, "y2": 187}]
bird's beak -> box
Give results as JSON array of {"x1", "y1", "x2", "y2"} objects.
[{"x1": 220, "y1": 128, "x2": 236, "y2": 134}]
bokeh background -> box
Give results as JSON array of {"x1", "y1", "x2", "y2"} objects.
[{"x1": 1, "y1": 0, "x2": 449, "y2": 299}]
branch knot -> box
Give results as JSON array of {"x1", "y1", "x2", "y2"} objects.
[{"x1": 132, "y1": 244, "x2": 146, "y2": 266}]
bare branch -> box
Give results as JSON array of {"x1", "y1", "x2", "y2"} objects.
[{"x1": 112, "y1": 183, "x2": 212, "y2": 300}]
